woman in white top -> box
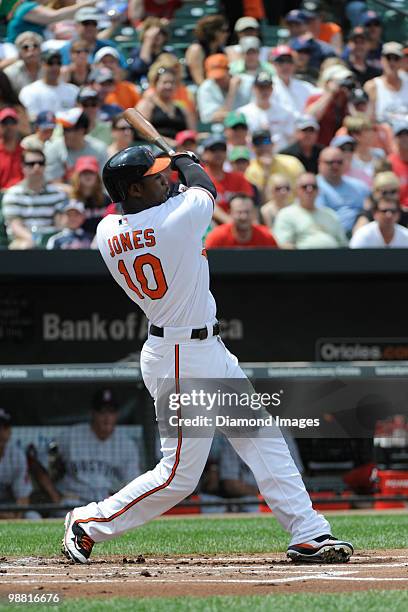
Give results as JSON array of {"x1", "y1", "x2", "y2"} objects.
[
  {"x1": 364, "y1": 42, "x2": 408, "y2": 122},
  {"x1": 343, "y1": 114, "x2": 384, "y2": 188}
]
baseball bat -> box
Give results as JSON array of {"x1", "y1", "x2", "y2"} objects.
[{"x1": 123, "y1": 108, "x2": 176, "y2": 156}]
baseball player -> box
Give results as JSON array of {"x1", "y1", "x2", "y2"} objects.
[{"x1": 62, "y1": 146, "x2": 353, "y2": 564}]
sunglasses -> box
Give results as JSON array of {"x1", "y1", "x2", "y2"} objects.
[
  {"x1": 324, "y1": 159, "x2": 343, "y2": 165},
  {"x1": 274, "y1": 185, "x2": 290, "y2": 191},
  {"x1": 73, "y1": 48, "x2": 90, "y2": 54},
  {"x1": 46, "y1": 59, "x2": 62, "y2": 66},
  {"x1": 299, "y1": 183, "x2": 318, "y2": 191},
  {"x1": 384, "y1": 54, "x2": 401, "y2": 61},
  {"x1": 21, "y1": 43, "x2": 40, "y2": 50},
  {"x1": 63, "y1": 126, "x2": 79, "y2": 132},
  {"x1": 275, "y1": 57, "x2": 294, "y2": 64},
  {"x1": 208, "y1": 145, "x2": 227, "y2": 152},
  {"x1": 81, "y1": 100, "x2": 99, "y2": 107},
  {"x1": 377, "y1": 208, "x2": 398, "y2": 214},
  {"x1": 301, "y1": 127, "x2": 317, "y2": 133},
  {"x1": 367, "y1": 21, "x2": 381, "y2": 26},
  {"x1": 379, "y1": 188, "x2": 398, "y2": 196},
  {"x1": 24, "y1": 160, "x2": 45, "y2": 167},
  {"x1": 81, "y1": 20, "x2": 97, "y2": 26},
  {"x1": 0, "y1": 118, "x2": 17, "y2": 125},
  {"x1": 340, "y1": 144, "x2": 356, "y2": 152}
]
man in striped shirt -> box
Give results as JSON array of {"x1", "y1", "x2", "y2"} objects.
[{"x1": 2, "y1": 148, "x2": 68, "y2": 249}]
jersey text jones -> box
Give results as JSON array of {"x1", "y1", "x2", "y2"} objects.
[{"x1": 108, "y1": 228, "x2": 156, "y2": 257}]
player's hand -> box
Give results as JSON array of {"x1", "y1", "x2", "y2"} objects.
[{"x1": 170, "y1": 151, "x2": 200, "y2": 168}]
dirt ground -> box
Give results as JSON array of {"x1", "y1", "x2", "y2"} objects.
[{"x1": 1, "y1": 549, "x2": 408, "y2": 599}]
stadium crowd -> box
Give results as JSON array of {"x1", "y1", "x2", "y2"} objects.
[{"x1": 0, "y1": 0, "x2": 407, "y2": 250}]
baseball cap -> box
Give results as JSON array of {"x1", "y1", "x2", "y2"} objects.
[
  {"x1": 321, "y1": 65, "x2": 353, "y2": 83},
  {"x1": 56, "y1": 108, "x2": 88, "y2": 129},
  {"x1": 382, "y1": 42, "x2": 403, "y2": 57},
  {"x1": 271, "y1": 45, "x2": 295, "y2": 59},
  {"x1": 41, "y1": 49, "x2": 62, "y2": 64},
  {"x1": 201, "y1": 134, "x2": 227, "y2": 150},
  {"x1": 94, "y1": 46, "x2": 120, "y2": 63},
  {"x1": 362, "y1": 11, "x2": 381, "y2": 26},
  {"x1": 330, "y1": 135, "x2": 356, "y2": 148},
  {"x1": 239, "y1": 36, "x2": 260, "y2": 53},
  {"x1": 63, "y1": 199, "x2": 86, "y2": 213},
  {"x1": 75, "y1": 6, "x2": 100, "y2": 23},
  {"x1": 204, "y1": 54, "x2": 229, "y2": 79},
  {"x1": 35, "y1": 110, "x2": 56, "y2": 129},
  {"x1": 224, "y1": 111, "x2": 247, "y2": 129},
  {"x1": 296, "y1": 115, "x2": 319, "y2": 130},
  {"x1": 92, "y1": 388, "x2": 118, "y2": 412},
  {"x1": 0, "y1": 408, "x2": 11, "y2": 426},
  {"x1": 285, "y1": 9, "x2": 308, "y2": 23},
  {"x1": 77, "y1": 86, "x2": 99, "y2": 102},
  {"x1": 89, "y1": 67, "x2": 115, "y2": 84},
  {"x1": 254, "y1": 71, "x2": 273, "y2": 87},
  {"x1": 393, "y1": 121, "x2": 408, "y2": 136},
  {"x1": 74, "y1": 155, "x2": 99, "y2": 174},
  {"x1": 350, "y1": 88, "x2": 369, "y2": 105},
  {"x1": 175, "y1": 129, "x2": 197, "y2": 146},
  {"x1": 234, "y1": 17, "x2": 259, "y2": 32},
  {"x1": 228, "y1": 146, "x2": 251, "y2": 162},
  {"x1": 252, "y1": 129, "x2": 272, "y2": 146},
  {"x1": 0, "y1": 107, "x2": 18, "y2": 122},
  {"x1": 349, "y1": 26, "x2": 368, "y2": 40}
]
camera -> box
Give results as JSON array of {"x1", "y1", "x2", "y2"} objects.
[{"x1": 339, "y1": 77, "x2": 356, "y2": 90}]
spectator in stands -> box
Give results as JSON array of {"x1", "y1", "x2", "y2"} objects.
[
  {"x1": 128, "y1": 0, "x2": 181, "y2": 22},
  {"x1": 4, "y1": 32, "x2": 43, "y2": 95},
  {"x1": 364, "y1": 43, "x2": 408, "y2": 123},
  {"x1": 237, "y1": 72, "x2": 296, "y2": 152},
  {"x1": 197, "y1": 55, "x2": 253, "y2": 125},
  {"x1": 302, "y1": 2, "x2": 343, "y2": 55},
  {"x1": 59, "y1": 7, "x2": 127, "y2": 69},
  {"x1": 77, "y1": 87, "x2": 112, "y2": 145},
  {"x1": 107, "y1": 115, "x2": 135, "y2": 158},
  {"x1": 305, "y1": 64, "x2": 355, "y2": 146},
  {"x1": 291, "y1": 37, "x2": 320, "y2": 84},
  {"x1": 49, "y1": 389, "x2": 141, "y2": 509},
  {"x1": 0, "y1": 70, "x2": 31, "y2": 136},
  {"x1": 136, "y1": 68, "x2": 191, "y2": 140},
  {"x1": 93, "y1": 47, "x2": 141, "y2": 110},
  {"x1": 342, "y1": 26, "x2": 381, "y2": 87},
  {"x1": 19, "y1": 50, "x2": 79, "y2": 120},
  {"x1": 270, "y1": 45, "x2": 319, "y2": 115},
  {"x1": 45, "y1": 108, "x2": 108, "y2": 183},
  {"x1": 88, "y1": 68, "x2": 123, "y2": 121},
  {"x1": 317, "y1": 146, "x2": 370, "y2": 234},
  {"x1": 274, "y1": 172, "x2": 347, "y2": 248},
  {"x1": 6, "y1": 0, "x2": 96, "y2": 44},
  {"x1": 0, "y1": 409, "x2": 32, "y2": 519},
  {"x1": 200, "y1": 135, "x2": 253, "y2": 223},
  {"x1": 352, "y1": 170, "x2": 402, "y2": 233},
  {"x1": 285, "y1": 10, "x2": 309, "y2": 42},
  {"x1": 60, "y1": 38, "x2": 92, "y2": 88},
  {"x1": 362, "y1": 11, "x2": 383, "y2": 69},
  {"x1": 228, "y1": 146, "x2": 251, "y2": 175},
  {"x1": 245, "y1": 129, "x2": 304, "y2": 204},
  {"x1": 229, "y1": 36, "x2": 275, "y2": 78},
  {"x1": 46, "y1": 199, "x2": 93, "y2": 249},
  {"x1": 287, "y1": 23, "x2": 337, "y2": 70},
  {"x1": 147, "y1": 54, "x2": 197, "y2": 122},
  {"x1": 225, "y1": 17, "x2": 263, "y2": 64},
  {"x1": 389, "y1": 122, "x2": 408, "y2": 209},
  {"x1": 175, "y1": 129, "x2": 197, "y2": 153},
  {"x1": 69, "y1": 155, "x2": 109, "y2": 234},
  {"x1": 21, "y1": 110, "x2": 56, "y2": 152},
  {"x1": 345, "y1": 1, "x2": 368, "y2": 28},
  {"x1": 224, "y1": 112, "x2": 249, "y2": 149},
  {"x1": 280, "y1": 115, "x2": 323, "y2": 174},
  {"x1": 128, "y1": 17, "x2": 172, "y2": 84},
  {"x1": 205, "y1": 193, "x2": 278, "y2": 249},
  {"x1": 350, "y1": 198, "x2": 408, "y2": 248},
  {"x1": 342, "y1": 114, "x2": 385, "y2": 188},
  {"x1": 260, "y1": 174, "x2": 292, "y2": 229},
  {"x1": 0, "y1": 107, "x2": 23, "y2": 191},
  {"x1": 330, "y1": 134, "x2": 359, "y2": 179},
  {"x1": 2, "y1": 148, "x2": 67, "y2": 248},
  {"x1": 185, "y1": 15, "x2": 229, "y2": 86}
]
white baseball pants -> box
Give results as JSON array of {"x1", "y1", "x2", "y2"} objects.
[{"x1": 73, "y1": 333, "x2": 331, "y2": 545}]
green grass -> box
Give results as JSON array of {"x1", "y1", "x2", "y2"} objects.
[
  {"x1": 3, "y1": 592, "x2": 408, "y2": 612},
  {"x1": 0, "y1": 513, "x2": 407, "y2": 557}
]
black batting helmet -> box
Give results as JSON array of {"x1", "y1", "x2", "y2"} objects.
[{"x1": 102, "y1": 146, "x2": 171, "y2": 202}]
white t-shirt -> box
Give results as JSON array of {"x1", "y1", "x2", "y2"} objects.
[
  {"x1": 237, "y1": 99, "x2": 296, "y2": 151},
  {"x1": 97, "y1": 186, "x2": 217, "y2": 328},
  {"x1": 19, "y1": 79, "x2": 79, "y2": 120},
  {"x1": 350, "y1": 221, "x2": 408, "y2": 248},
  {"x1": 272, "y1": 76, "x2": 319, "y2": 115}
]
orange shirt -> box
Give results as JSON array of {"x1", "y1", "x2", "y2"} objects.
[
  {"x1": 206, "y1": 223, "x2": 278, "y2": 248},
  {"x1": 318, "y1": 22, "x2": 341, "y2": 44},
  {"x1": 105, "y1": 81, "x2": 141, "y2": 109},
  {"x1": 243, "y1": 0, "x2": 265, "y2": 19}
]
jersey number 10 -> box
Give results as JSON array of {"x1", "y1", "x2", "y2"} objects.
[{"x1": 118, "y1": 254, "x2": 168, "y2": 300}]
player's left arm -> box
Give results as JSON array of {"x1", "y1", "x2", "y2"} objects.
[{"x1": 170, "y1": 152, "x2": 217, "y2": 202}]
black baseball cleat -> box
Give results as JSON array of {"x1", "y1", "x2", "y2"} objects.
[
  {"x1": 287, "y1": 534, "x2": 354, "y2": 563},
  {"x1": 62, "y1": 511, "x2": 94, "y2": 564}
]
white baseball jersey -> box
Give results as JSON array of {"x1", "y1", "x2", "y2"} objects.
[
  {"x1": 0, "y1": 441, "x2": 32, "y2": 502},
  {"x1": 97, "y1": 187, "x2": 216, "y2": 328}
]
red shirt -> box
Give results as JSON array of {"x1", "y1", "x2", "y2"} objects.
[
  {"x1": 205, "y1": 223, "x2": 278, "y2": 248},
  {"x1": 305, "y1": 93, "x2": 348, "y2": 147},
  {"x1": 389, "y1": 152, "x2": 408, "y2": 208},
  {"x1": 205, "y1": 168, "x2": 254, "y2": 212},
  {"x1": 0, "y1": 141, "x2": 23, "y2": 190}
]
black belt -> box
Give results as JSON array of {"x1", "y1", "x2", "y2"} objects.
[{"x1": 149, "y1": 323, "x2": 220, "y2": 340}]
